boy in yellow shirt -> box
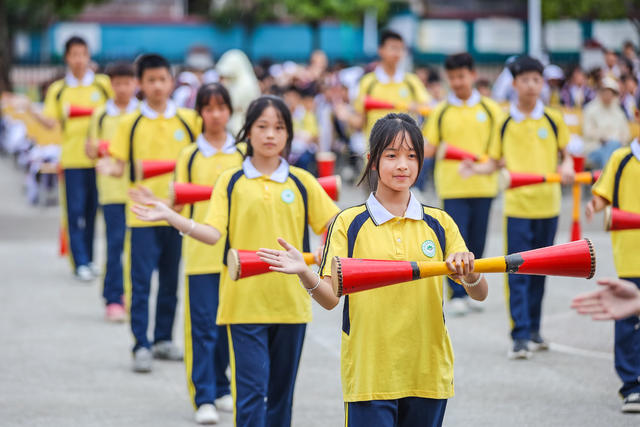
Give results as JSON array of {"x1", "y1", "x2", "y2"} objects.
[
  {"x1": 461, "y1": 56, "x2": 574, "y2": 359},
  {"x1": 424, "y1": 52, "x2": 503, "y2": 315},
  {"x1": 87, "y1": 62, "x2": 138, "y2": 322},
  {"x1": 353, "y1": 30, "x2": 431, "y2": 142},
  {"x1": 98, "y1": 54, "x2": 199, "y2": 372},
  {"x1": 585, "y1": 131, "x2": 640, "y2": 413},
  {"x1": 41, "y1": 36, "x2": 113, "y2": 281}
]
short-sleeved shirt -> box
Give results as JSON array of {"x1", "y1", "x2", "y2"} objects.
[
  {"x1": 174, "y1": 134, "x2": 244, "y2": 275},
  {"x1": 489, "y1": 101, "x2": 570, "y2": 218},
  {"x1": 204, "y1": 157, "x2": 340, "y2": 324},
  {"x1": 354, "y1": 67, "x2": 430, "y2": 143},
  {"x1": 110, "y1": 101, "x2": 199, "y2": 227},
  {"x1": 43, "y1": 71, "x2": 113, "y2": 168},
  {"x1": 592, "y1": 142, "x2": 640, "y2": 277},
  {"x1": 425, "y1": 90, "x2": 503, "y2": 199},
  {"x1": 319, "y1": 192, "x2": 468, "y2": 402},
  {"x1": 89, "y1": 99, "x2": 138, "y2": 205}
]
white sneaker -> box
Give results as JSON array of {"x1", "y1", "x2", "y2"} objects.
[
  {"x1": 132, "y1": 347, "x2": 153, "y2": 373},
  {"x1": 447, "y1": 298, "x2": 469, "y2": 317},
  {"x1": 151, "y1": 341, "x2": 183, "y2": 361},
  {"x1": 466, "y1": 298, "x2": 484, "y2": 313},
  {"x1": 88, "y1": 262, "x2": 101, "y2": 277},
  {"x1": 75, "y1": 265, "x2": 94, "y2": 282},
  {"x1": 215, "y1": 394, "x2": 233, "y2": 413},
  {"x1": 194, "y1": 404, "x2": 219, "y2": 424}
]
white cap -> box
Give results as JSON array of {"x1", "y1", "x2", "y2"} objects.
[
  {"x1": 543, "y1": 64, "x2": 564, "y2": 81},
  {"x1": 601, "y1": 76, "x2": 620, "y2": 93}
]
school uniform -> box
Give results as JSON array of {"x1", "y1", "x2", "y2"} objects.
[
  {"x1": 354, "y1": 66, "x2": 430, "y2": 142},
  {"x1": 592, "y1": 140, "x2": 640, "y2": 398},
  {"x1": 110, "y1": 100, "x2": 199, "y2": 351},
  {"x1": 204, "y1": 158, "x2": 339, "y2": 427},
  {"x1": 319, "y1": 192, "x2": 468, "y2": 427},
  {"x1": 174, "y1": 134, "x2": 243, "y2": 408},
  {"x1": 488, "y1": 100, "x2": 569, "y2": 342},
  {"x1": 425, "y1": 90, "x2": 503, "y2": 299},
  {"x1": 89, "y1": 98, "x2": 138, "y2": 305},
  {"x1": 43, "y1": 70, "x2": 113, "y2": 271}
]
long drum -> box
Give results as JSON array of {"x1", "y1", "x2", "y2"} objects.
[
  {"x1": 227, "y1": 249, "x2": 316, "y2": 280},
  {"x1": 331, "y1": 238, "x2": 596, "y2": 297},
  {"x1": 605, "y1": 206, "x2": 640, "y2": 231}
]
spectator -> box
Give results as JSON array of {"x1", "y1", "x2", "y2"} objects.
[
  {"x1": 172, "y1": 46, "x2": 216, "y2": 109},
  {"x1": 491, "y1": 55, "x2": 519, "y2": 103},
  {"x1": 283, "y1": 85, "x2": 319, "y2": 172},
  {"x1": 476, "y1": 78, "x2": 491, "y2": 97},
  {"x1": 621, "y1": 73, "x2": 639, "y2": 119},
  {"x1": 542, "y1": 64, "x2": 564, "y2": 107},
  {"x1": 603, "y1": 48, "x2": 621, "y2": 80},
  {"x1": 426, "y1": 67, "x2": 446, "y2": 105},
  {"x1": 582, "y1": 77, "x2": 631, "y2": 169},
  {"x1": 560, "y1": 65, "x2": 595, "y2": 108},
  {"x1": 623, "y1": 40, "x2": 640, "y2": 75}
]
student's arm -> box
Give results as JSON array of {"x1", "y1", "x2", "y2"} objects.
[
  {"x1": 350, "y1": 78, "x2": 368, "y2": 131},
  {"x1": 29, "y1": 104, "x2": 58, "y2": 129},
  {"x1": 585, "y1": 195, "x2": 609, "y2": 221},
  {"x1": 458, "y1": 157, "x2": 500, "y2": 177},
  {"x1": 571, "y1": 278, "x2": 640, "y2": 320},
  {"x1": 257, "y1": 238, "x2": 340, "y2": 310},
  {"x1": 38, "y1": 86, "x2": 62, "y2": 129},
  {"x1": 86, "y1": 110, "x2": 100, "y2": 159},
  {"x1": 98, "y1": 118, "x2": 128, "y2": 177},
  {"x1": 422, "y1": 105, "x2": 441, "y2": 159},
  {"x1": 131, "y1": 201, "x2": 221, "y2": 244}
]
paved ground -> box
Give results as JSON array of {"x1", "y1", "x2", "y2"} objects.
[{"x1": 0, "y1": 157, "x2": 638, "y2": 426}]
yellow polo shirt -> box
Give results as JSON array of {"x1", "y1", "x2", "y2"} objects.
[
  {"x1": 43, "y1": 71, "x2": 113, "y2": 168},
  {"x1": 110, "y1": 101, "x2": 199, "y2": 227},
  {"x1": 489, "y1": 101, "x2": 569, "y2": 218},
  {"x1": 175, "y1": 135, "x2": 244, "y2": 275},
  {"x1": 204, "y1": 158, "x2": 340, "y2": 324},
  {"x1": 592, "y1": 143, "x2": 640, "y2": 277},
  {"x1": 425, "y1": 91, "x2": 503, "y2": 199},
  {"x1": 319, "y1": 192, "x2": 468, "y2": 402},
  {"x1": 354, "y1": 67, "x2": 430, "y2": 141},
  {"x1": 88, "y1": 99, "x2": 138, "y2": 205}
]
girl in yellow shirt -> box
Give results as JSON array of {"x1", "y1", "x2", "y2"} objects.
[
  {"x1": 257, "y1": 113, "x2": 487, "y2": 427},
  {"x1": 131, "y1": 95, "x2": 339, "y2": 426}
]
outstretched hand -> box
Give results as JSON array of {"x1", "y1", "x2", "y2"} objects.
[
  {"x1": 571, "y1": 278, "x2": 640, "y2": 320},
  {"x1": 257, "y1": 238, "x2": 308, "y2": 275},
  {"x1": 129, "y1": 185, "x2": 158, "y2": 206},
  {"x1": 131, "y1": 200, "x2": 172, "y2": 223}
]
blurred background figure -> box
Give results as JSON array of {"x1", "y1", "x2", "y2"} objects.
[
  {"x1": 560, "y1": 65, "x2": 595, "y2": 108},
  {"x1": 173, "y1": 46, "x2": 216, "y2": 109},
  {"x1": 620, "y1": 73, "x2": 639, "y2": 119},
  {"x1": 542, "y1": 64, "x2": 564, "y2": 107},
  {"x1": 215, "y1": 49, "x2": 260, "y2": 135},
  {"x1": 582, "y1": 77, "x2": 631, "y2": 169},
  {"x1": 603, "y1": 47, "x2": 621, "y2": 80}
]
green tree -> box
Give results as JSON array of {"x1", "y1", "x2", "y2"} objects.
[
  {"x1": 0, "y1": 0, "x2": 104, "y2": 92},
  {"x1": 542, "y1": 0, "x2": 640, "y2": 32}
]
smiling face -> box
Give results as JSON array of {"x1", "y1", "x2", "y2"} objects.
[
  {"x1": 375, "y1": 131, "x2": 419, "y2": 193},
  {"x1": 247, "y1": 105, "x2": 288, "y2": 159}
]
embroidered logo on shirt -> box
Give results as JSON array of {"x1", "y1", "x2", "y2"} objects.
[
  {"x1": 399, "y1": 88, "x2": 409, "y2": 98},
  {"x1": 422, "y1": 240, "x2": 436, "y2": 258},
  {"x1": 91, "y1": 91, "x2": 100, "y2": 102},
  {"x1": 476, "y1": 111, "x2": 487, "y2": 122},
  {"x1": 281, "y1": 189, "x2": 295, "y2": 204},
  {"x1": 537, "y1": 127, "x2": 548, "y2": 139},
  {"x1": 174, "y1": 129, "x2": 185, "y2": 141}
]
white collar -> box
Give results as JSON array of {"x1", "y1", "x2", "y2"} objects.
[
  {"x1": 510, "y1": 100, "x2": 545, "y2": 122},
  {"x1": 242, "y1": 157, "x2": 289, "y2": 183},
  {"x1": 365, "y1": 191, "x2": 423, "y2": 226},
  {"x1": 105, "y1": 98, "x2": 139, "y2": 116},
  {"x1": 196, "y1": 133, "x2": 236, "y2": 157},
  {"x1": 374, "y1": 65, "x2": 405, "y2": 84},
  {"x1": 140, "y1": 100, "x2": 177, "y2": 119},
  {"x1": 65, "y1": 70, "x2": 95, "y2": 87},
  {"x1": 447, "y1": 89, "x2": 481, "y2": 107},
  {"x1": 631, "y1": 139, "x2": 640, "y2": 162}
]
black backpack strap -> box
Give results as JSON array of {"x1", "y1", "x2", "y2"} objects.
[
  {"x1": 613, "y1": 152, "x2": 634, "y2": 208},
  {"x1": 222, "y1": 170, "x2": 246, "y2": 266},
  {"x1": 436, "y1": 103, "x2": 451, "y2": 143},
  {"x1": 479, "y1": 100, "x2": 495, "y2": 153},
  {"x1": 499, "y1": 116, "x2": 513, "y2": 158},
  {"x1": 55, "y1": 83, "x2": 67, "y2": 128},
  {"x1": 92, "y1": 81, "x2": 110, "y2": 100},
  {"x1": 97, "y1": 110, "x2": 108, "y2": 139},
  {"x1": 128, "y1": 113, "x2": 144, "y2": 182},
  {"x1": 288, "y1": 171, "x2": 310, "y2": 253},
  {"x1": 175, "y1": 112, "x2": 196, "y2": 143},
  {"x1": 186, "y1": 147, "x2": 200, "y2": 218},
  {"x1": 543, "y1": 111, "x2": 559, "y2": 150}
]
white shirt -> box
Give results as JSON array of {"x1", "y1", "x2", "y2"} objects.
[
  {"x1": 65, "y1": 69, "x2": 95, "y2": 87},
  {"x1": 631, "y1": 139, "x2": 640, "y2": 162},
  {"x1": 140, "y1": 100, "x2": 177, "y2": 119},
  {"x1": 242, "y1": 157, "x2": 289, "y2": 183},
  {"x1": 105, "y1": 98, "x2": 139, "y2": 116},
  {"x1": 510, "y1": 100, "x2": 545, "y2": 123},
  {"x1": 196, "y1": 133, "x2": 236, "y2": 158},
  {"x1": 366, "y1": 191, "x2": 423, "y2": 226},
  {"x1": 374, "y1": 65, "x2": 405, "y2": 84},
  {"x1": 447, "y1": 89, "x2": 481, "y2": 107}
]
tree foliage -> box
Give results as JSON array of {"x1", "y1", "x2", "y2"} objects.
[{"x1": 542, "y1": 0, "x2": 640, "y2": 20}]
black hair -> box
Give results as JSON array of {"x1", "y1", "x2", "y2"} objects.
[
  {"x1": 358, "y1": 113, "x2": 424, "y2": 188},
  {"x1": 622, "y1": 73, "x2": 639, "y2": 85},
  {"x1": 135, "y1": 54, "x2": 171, "y2": 80},
  {"x1": 508, "y1": 55, "x2": 544, "y2": 78},
  {"x1": 379, "y1": 29, "x2": 404, "y2": 47},
  {"x1": 195, "y1": 83, "x2": 233, "y2": 115},
  {"x1": 64, "y1": 36, "x2": 88, "y2": 55},
  {"x1": 476, "y1": 78, "x2": 490, "y2": 88},
  {"x1": 235, "y1": 95, "x2": 293, "y2": 158},
  {"x1": 105, "y1": 62, "x2": 135, "y2": 79},
  {"x1": 444, "y1": 52, "x2": 475, "y2": 71}
]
